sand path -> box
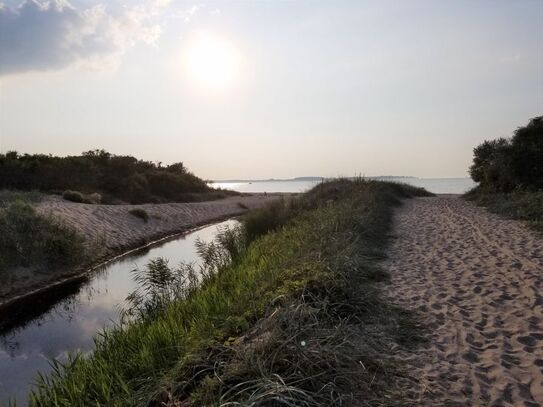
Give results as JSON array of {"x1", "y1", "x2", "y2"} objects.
[{"x1": 385, "y1": 196, "x2": 543, "y2": 406}]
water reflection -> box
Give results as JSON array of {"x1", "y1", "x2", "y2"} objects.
[{"x1": 0, "y1": 219, "x2": 238, "y2": 405}]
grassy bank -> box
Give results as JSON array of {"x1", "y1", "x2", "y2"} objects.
[
  {"x1": 29, "y1": 180, "x2": 431, "y2": 406},
  {"x1": 465, "y1": 188, "x2": 543, "y2": 233}
]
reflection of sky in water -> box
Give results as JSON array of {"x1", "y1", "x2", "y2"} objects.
[{"x1": 0, "y1": 219, "x2": 238, "y2": 405}]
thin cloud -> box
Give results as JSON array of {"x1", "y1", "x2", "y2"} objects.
[{"x1": 0, "y1": 0, "x2": 168, "y2": 76}]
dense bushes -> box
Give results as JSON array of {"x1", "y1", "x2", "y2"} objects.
[
  {"x1": 467, "y1": 116, "x2": 543, "y2": 231},
  {"x1": 0, "y1": 201, "x2": 87, "y2": 271},
  {"x1": 469, "y1": 116, "x2": 543, "y2": 192},
  {"x1": 0, "y1": 150, "x2": 213, "y2": 204}
]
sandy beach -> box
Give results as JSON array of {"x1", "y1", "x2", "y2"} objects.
[
  {"x1": 0, "y1": 194, "x2": 281, "y2": 306},
  {"x1": 385, "y1": 196, "x2": 543, "y2": 406}
]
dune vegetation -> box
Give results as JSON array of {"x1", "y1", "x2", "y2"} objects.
[
  {"x1": 29, "y1": 180, "x2": 431, "y2": 407},
  {"x1": 0, "y1": 198, "x2": 87, "y2": 272},
  {"x1": 0, "y1": 150, "x2": 234, "y2": 204},
  {"x1": 466, "y1": 116, "x2": 543, "y2": 232}
]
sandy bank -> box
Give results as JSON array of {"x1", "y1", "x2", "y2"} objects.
[
  {"x1": 384, "y1": 196, "x2": 543, "y2": 406},
  {"x1": 0, "y1": 194, "x2": 281, "y2": 307}
]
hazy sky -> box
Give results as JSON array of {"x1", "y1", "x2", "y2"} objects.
[{"x1": 1, "y1": 0, "x2": 542, "y2": 179}]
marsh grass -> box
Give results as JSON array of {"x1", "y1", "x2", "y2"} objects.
[{"x1": 28, "y1": 180, "x2": 428, "y2": 406}]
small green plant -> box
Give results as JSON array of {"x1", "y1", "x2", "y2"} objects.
[
  {"x1": 62, "y1": 190, "x2": 85, "y2": 203},
  {"x1": 128, "y1": 208, "x2": 149, "y2": 222}
]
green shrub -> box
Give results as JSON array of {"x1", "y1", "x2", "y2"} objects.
[
  {"x1": 0, "y1": 201, "x2": 87, "y2": 270},
  {"x1": 469, "y1": 116, "x2": 543, "y2": 192},
  {"x1": 128, "y1": 208, "x2": 150, "y2": 223},
  {"x1": 62, "y1": 190, "x2": 84, "y2": 203}
]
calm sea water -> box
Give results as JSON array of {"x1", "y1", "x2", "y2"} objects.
[
  {"x1": 0, "y1": 220, "x2": 238, "y2": 405},
  {"x1": 211, "y1": 177, "x2": 476, "y2": 195}
]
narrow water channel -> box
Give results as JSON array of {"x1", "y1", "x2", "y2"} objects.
[{"x1": 0, "y1": 219, "x2": 238, "y2": 405}]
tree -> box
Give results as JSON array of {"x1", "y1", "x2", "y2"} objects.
[{"x1": 469, "y1": 116, "x2": 543, "y2": 192}]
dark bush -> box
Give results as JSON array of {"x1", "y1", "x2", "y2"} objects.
[
  {"x1": 470, "y1": 116, "x2": 543, "y2": 192},
  {"x1": 62, "y1": 190, "x2": 85, "y2": 203},
  {"x1": 129, "y1": 208, "x2": 150, "y2": 223}
]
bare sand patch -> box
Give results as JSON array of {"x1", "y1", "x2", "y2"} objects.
[{"x1": 385, "y1": 196, "x2": 543, "y2": 406}]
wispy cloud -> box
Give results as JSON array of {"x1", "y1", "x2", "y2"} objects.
[{"x1": 0, "y1": 0, "x2": 169, "y2": 76}]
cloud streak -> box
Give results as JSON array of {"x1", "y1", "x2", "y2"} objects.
[{"x1": 0, "y1": 0, "x2": 167, "y2": 76}]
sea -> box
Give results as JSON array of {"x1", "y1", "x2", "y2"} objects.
[{"x1": 210, "y1": 177, "x2": 476, "y2": 195}]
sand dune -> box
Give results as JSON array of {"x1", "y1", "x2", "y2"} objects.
[
  {"x1": 38, "y1": 194, "x2": 280, "y2": 252},
  {"x1": 0, "y1": 194, "x2": 280, "y2": 306},
  {"x1": 385, "y1": 196, "x2": 543, "y2": 406}
]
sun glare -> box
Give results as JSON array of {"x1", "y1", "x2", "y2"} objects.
[{"x1": 185, "y1": 33, "x2": 241, "y2": 91}]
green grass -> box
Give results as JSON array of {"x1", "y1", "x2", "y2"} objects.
[
  {"x1": 28, "y1": 180, "x2": 429, "y2": 406},
  {"x1": 0, "y1": 200, "x2": 88, "y2": 271},
  {"x1": 465, "y1": 187, "x2": 543, "y2": 232}
]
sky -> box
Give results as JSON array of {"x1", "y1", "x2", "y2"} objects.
[{"x1": 0, "y1": 0, "x2": 542, "y2": 179}]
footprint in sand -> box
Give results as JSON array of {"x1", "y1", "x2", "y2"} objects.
[{"x1": 383, "y1": 196, "x2": 543, "y2": 406}]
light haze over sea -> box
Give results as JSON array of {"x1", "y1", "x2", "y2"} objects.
[{"x1": 211, "y1": 177, "x2": 476, "y2": 195}]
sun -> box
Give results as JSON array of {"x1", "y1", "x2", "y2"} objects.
[{"x1": 184, "y1": 33, "x2": 241, "y2": 91}]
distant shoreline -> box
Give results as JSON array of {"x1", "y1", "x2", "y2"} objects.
[{"x1": 210, "y1": 176, "x2": 473, "y2": 183}]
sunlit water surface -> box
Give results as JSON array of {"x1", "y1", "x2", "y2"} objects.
[
  {"x1": 0, "y1": 220, "x2": 238, "y2": 405},
  {"x1": 211, "y1": 177, "x2": 476, "y2": 194}
]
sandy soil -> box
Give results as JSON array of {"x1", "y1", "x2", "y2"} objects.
[
  {"x1": 0, "y1": 194, "x2": 280, "y2": 306},
  {"x1": 38, "y1": 194, "x2": 279, "y2": 252},
  {"x1": 384, "y1": 196, "x2": 543, "y2": 406}
]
